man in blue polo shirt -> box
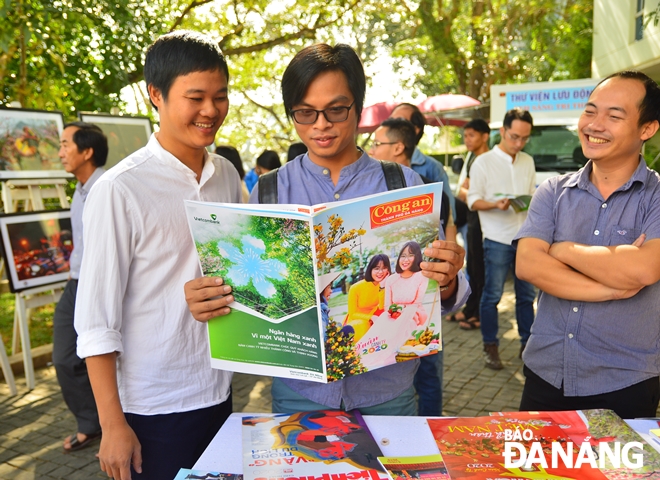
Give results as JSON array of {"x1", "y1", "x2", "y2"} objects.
[
  {"x1": 515, "y1": 71, "x2": 660, "y2": 419},
  {"x1": 185, "y1": 43, "x2": 469, "y2": 416}
]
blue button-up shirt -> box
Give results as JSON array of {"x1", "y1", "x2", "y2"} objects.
[
  {"x1": 513, "y1": 159, "x2": 660, "y2": 396},
  {"x1": 411, "y1": 148, "x2": 456, "y2": 221},
  {"x1": 251, "y1": 151, "x2": 469, "y2": 410},
  {"x1": 69, "y1": 167, "x2": 105, "y2": 279}
]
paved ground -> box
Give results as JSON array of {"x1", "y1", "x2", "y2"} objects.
[{"x1": 0, "y1": 283, "x2": 525, "y2": 479}]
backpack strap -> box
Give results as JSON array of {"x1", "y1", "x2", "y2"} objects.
[
  {"x1": 380, "y1": 160, "x2": 407, "y2": 190},
  {"x1": 257, "y1": 168, "x2": 280, "y2": 204}
]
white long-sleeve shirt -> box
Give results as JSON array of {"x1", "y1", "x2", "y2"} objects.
[
  {"x1": 467, "y1": 145, "x2": 536, "y2": 245},
  {"x1": 75, "y1": 135, "x2": 242, "y2": 415}
]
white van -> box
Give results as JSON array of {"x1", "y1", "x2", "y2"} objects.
[{"x1": 489, "y1": 78, "x2": 600, "y2": 185}]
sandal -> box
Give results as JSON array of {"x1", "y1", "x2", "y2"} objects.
[
  {"x1": 459, "y1": 317, "x2": 480, "y2": 330},
  {"x1": 448, "y1": 311, "x2": 466, "y2": 322},
  {"x1": 63, "y1": 431, "x2": 102, "y2": 453}
]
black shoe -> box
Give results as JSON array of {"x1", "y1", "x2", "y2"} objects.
[{"x1": 483, "y1": 343, "x2": 503, "y2": 370}]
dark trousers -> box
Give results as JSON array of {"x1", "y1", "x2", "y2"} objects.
[
  {"x1": 520, "y1": 365, "x2": 660, "y2": 419},
  {"x1": 127, "y1": 394, "x2": 232, "y2": 480},
  {"x1": 462, "y1": 211, "x2": 484, "y2": 319},
  {"x1": 414, "y1": 350, "x2": 443, "y2": 416},
  {"x1": 52, "y1": 279, "x2": 100, "y2": 435}
]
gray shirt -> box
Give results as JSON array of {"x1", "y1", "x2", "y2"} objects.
[
  {"x1": 513, "y1": 159, "x2": 660, "y2": 396},
  {"x1": 69, "y1": 167, "x2": 105, "y2": 279},
  {"x1": 251, "y1": 151, "x2": 469, "y2": 410}
]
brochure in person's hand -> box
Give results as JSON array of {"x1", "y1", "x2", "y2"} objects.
[
  {"x1": 494, "y1": 193, "x2": 532, "y2": 213},
  {"x1": 184, "y1": 182, "x2": 443, "y2": 383}
]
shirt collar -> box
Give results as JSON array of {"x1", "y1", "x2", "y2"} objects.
[
  {"x1": 77, "y1": 166, "x2": 106, "y2": 196},
  {"x1": 301, "y1": 148, "x2": 370, "y2": 177},
  {"x1": 493, "y1": 145, "x2": 515, "y2": 164},
  {"x1": 146, "y1": 134, "x2": 215, "y2": 184},
  {"x1": 566, "y1": 156, "x2": 648, "y2": 192}
]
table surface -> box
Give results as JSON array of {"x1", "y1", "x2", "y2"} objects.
[{"x1": 194, "y1": 412, "x2": 660, "y2": 474}]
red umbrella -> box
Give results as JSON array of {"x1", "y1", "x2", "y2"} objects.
[
  {"x1": 357, "y1": 95, "x2": 480, "y2": 133},
  {"x1": 417, "y1": 94, "x2": 480, "y2": 113},
  {"x1": 357, "y1": 101, "x2": 399, "y2": 134}
]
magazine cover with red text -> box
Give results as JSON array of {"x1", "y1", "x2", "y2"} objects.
[
  {"x1": 242, "y1": 410, "x2": 387, "y2": 480},
  {"x1": 427, "y1": 416, "x2": 606, "y2": 479},
  {"x1": 492, "y1": 410, "x2": 660, "y2": 479}
]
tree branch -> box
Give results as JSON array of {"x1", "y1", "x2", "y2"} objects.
[
  {"x1": 223, "y1": 0, "x2": 361, "y2": 56},
  {"x1": 168, "y1": 0, "x2": 214, "y2": 32},
  {"x1": 242, "y1": 91, "x2": 290, "y2": 133}
]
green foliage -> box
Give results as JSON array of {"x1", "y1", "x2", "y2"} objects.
[
  {"x1": 0, "y1": 292, "x2": 54, "y2": 351},
  {"x1": 413, "y1": 0, "x2": 593, "y2": 100},
  {"x1": 197, "y1": 216, "x2": 315, "y2": 319},
  {"x1": 2, "y1": 0, "x2": 594, "y2": 154},
  {"x1": 0, "y1": 0, "x2": 175, "y2": 116}
]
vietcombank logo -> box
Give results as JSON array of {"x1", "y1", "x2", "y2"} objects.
[
  {"x1": 503, "y1": 428, "x2": 643, "y2": 469},
  {"x1": 193, "y1": 214, "x2": 220, "y2": 224}
]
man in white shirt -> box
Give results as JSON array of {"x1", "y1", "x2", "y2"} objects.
[
  {"x1": 74, "y1": 31, "x2": 242, "y2": 480},
  {"x1": 467, "y1": 108, "x2": 536, "y2": 370},
  {"x1": 53, "y1": 122, "x2": 106, "y2": 453}
]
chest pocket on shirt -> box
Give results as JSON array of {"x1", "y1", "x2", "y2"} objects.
[{"x1": 608, "y1": 225, "x2": 641, "y2": 246}]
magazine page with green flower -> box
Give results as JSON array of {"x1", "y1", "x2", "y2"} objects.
[{"x1": 185, "y1": 201, "x2": 326, "y2": 382}]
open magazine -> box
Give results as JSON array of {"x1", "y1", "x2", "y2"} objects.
[{"x1": 184, "y1": 182, "x2": 443, "y2": 383}]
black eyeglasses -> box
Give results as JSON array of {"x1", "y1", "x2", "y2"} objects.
[
  {"x1": 291, "y1": 101, "x2": 355, "y2": 124},
  {"x1": 370, "y1": 140, "x2": 398, "y2": 148}
]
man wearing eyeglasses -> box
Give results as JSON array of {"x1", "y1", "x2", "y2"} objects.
[
  {"x1": 467, "y1": 108, "x2": 537, "y2": 370},
  {"x1": 185, "y1": 43, "x2": 470, "y2": 416}
]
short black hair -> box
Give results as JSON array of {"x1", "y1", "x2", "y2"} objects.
[
  {"x1": 256, "y1": 150, "x2": 281, "y2": 171},
  {"x1": 391, "y1": 103, "x2": 427, "y2": 144},
  {"x1": 287, "y1": 142, "x2": 308, "y2": 162},
  {"x1": 503, "y1": 107, "x2": 533, "y2": 129},
  {"x1": 216, "y1": 145, "x2": 244, "y2": 179},
  {"x1": 381, "y1": 118, "x2": 416, "y2": 160},
  {"x1": 464, "y1": 118, "x2": 490, "y2": 135},
  {"x1": 364, "y1": 254, "x2": 391, "y2": 282},
  {"x1": 599, "y1": 71, "x2": 660, "y2": 127},
  {"x1": 144, "y1": 30, "x2": 229, "y2": 110},
  {"x1": 63, "y1": 121, "x2": 108, "y2": 167},
  {"x1": 282, "y1": 44, "x2": 366, "y2": 123},
  {"x1": 395, "y1": 241, "x2": 423, "y2": 274}
]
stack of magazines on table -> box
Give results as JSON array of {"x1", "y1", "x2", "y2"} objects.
[{"x1": 175, "y1": 408, "x2": 660, "y2": 479}]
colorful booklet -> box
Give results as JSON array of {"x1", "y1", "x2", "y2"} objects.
[
  {"x1": 427, "y1": 415, "x2": 606, "y2": 479},
  {"x1": 173, "y1": 471, "x2": 242, "y2": 480},
  {"x1": 378, "y1": 454, "x2": 450, "y2": 480},
  {"x1": 185, "y1": 182, "x2": 443, "y2": 383},
  {"x1": 242, "y1": 410, "x2": 387, "y2": 480}
]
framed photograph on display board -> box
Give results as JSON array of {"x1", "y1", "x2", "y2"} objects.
[
  {"x1": 0, "y1": 107, "x2": 70, "y2": 179},
  {"x1": 0, "y1": 210, "x2": 73, "y2": 292},
  {"x1": 78, "y1": 113, "x2": 152, "y2": 169}
]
